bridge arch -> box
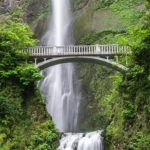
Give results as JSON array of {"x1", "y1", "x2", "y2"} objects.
[{"x1": 36, "y1": 56, "x2": 128, "y2": 74}]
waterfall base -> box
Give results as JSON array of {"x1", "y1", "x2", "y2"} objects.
[{"x1": 57, "y1": 130, "x2": 104, "y2": 150}]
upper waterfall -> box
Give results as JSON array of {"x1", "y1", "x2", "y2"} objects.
[
  {"x1": 39, "y1": 0, "x2": 81, "y2": 132},
  {"x1": 42, "y1": 0, "x2": 72, "y2": 45}
]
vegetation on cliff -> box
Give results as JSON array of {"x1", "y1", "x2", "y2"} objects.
[
  {"x1": 0, "y1": 18, "x2": 59, "y2": 150},
  {"x1": 105, "y1": 1, "x2": 150, "y2": 149},
  {"x1": 73, "y1": 0, "x2": 145, "y2": 44},
  {"x1": 77, "y1": 0, "x2": 150, "y2": 149}
]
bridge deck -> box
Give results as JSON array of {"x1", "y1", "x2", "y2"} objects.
[{"x1": 24, "y1": 44, "x2": 130, "y2": 57}]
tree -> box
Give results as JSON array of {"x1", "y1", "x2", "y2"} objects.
[{"x1": 0, "y1": 18, "x2": 43, "y2": 87}]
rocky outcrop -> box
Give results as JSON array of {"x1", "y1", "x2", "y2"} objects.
[
  {"x1": 0, "y1": 0, "x2": 51, "y2": 39},
  {"x1": 72, "y1": 0, "x2": 89, "y2": 11},
  {"x1": 24, "y1": 0, "x2": 51, "y2": 39},
  {"x1": 72, "y1": 0, "x2": 145, "y2": 43},
  {"x1": 0, "y1": 0, "x2": 21, "y2": 14}
]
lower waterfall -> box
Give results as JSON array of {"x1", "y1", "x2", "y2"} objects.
[
  {"x1": 39, "y1": 63, "x2": 81, "y2": 132},
  {"x1": 57, "y1": 131, "x2": 103, "y2": 150}
]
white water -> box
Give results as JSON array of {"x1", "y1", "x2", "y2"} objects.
[
  {"x1": 57, "y1": 131, "x2": 104, "y2": 150},
  {"x1": 41, "y1": 0, "x2": 72, "y2": 45},
  {"x1": 39, "y1": 0, "x2": 104, "y2": 149},
  {"x1": 39, "y1": 0, "x2": 80, "y2": 132},
  {"x1": 39, "y1": 64, "x2": 81, "y2": 132}
]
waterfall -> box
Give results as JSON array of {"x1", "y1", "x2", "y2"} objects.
[
  {"x1": 39, "y1": 0, "x2": 104, "y2": 149},
  {"x1": 39, "y1": 0, "x2": 80, "y2": 132},
  {"x1": 57, "y1": 131, "x2": 104, "y2": 150},
  {"x1": 39, "y1": 64, "x2": 81, "y2": 132}
]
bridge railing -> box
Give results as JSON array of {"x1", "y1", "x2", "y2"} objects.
[{"x1": 24, "y1": 45, "x2": 130, "y2": 56}]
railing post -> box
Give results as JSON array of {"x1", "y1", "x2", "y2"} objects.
[
  {"x1": 117, "y1": 45, "x2": 119, "y2": 53},
  {"x1": 43, "y1": 47, "x2": 45, "y2": 55},
  {"x1": 107, "y1": 45, "x2": 109, "y2": 53},
  {"x1": 104, "y1": 45, "x2": 107, "y2": 54},
  {"x1": 106, "y1": 56, "x2": 109, "y2": 60},
  {"x1": 96, "y1": 44, "x2": 100, "y2": 54},
  {"x1": 48, "y1": 47, "x2": 49, "y2": 55},
  {"x1": 109, "y1": 45, "x2": 111, "y2": 53},
  {"x1": 34, "y1": 58, "x2": 37, "y2": 65},
  {"x1": 32, "y1": 47, "x2": 34, "y2": 55},
  {"x1": 37, "y1": 47, "x2": 39, "y2": 55},
  {"x1": 53, "y1": 46, "x2": 57, "y2": 55},
  {"x1": 102, "y1": 45, "x2": 104, "y2": 54}
]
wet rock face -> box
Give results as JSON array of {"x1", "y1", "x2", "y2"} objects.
[
  {"x1": 0, "y1": 0, "x2": 17, "y2": 14},
  {"x1": 25, "y1": 0, "x2": 51, "y2": 39},
  {"x1": 71, "y1": 0, "x2": 90, "y2": 11},
  {"x1": 0, "y1": 0, "x2": 51, "y2": 40},
  {"x1": 26, "y1": 0, "x2": 50, "y2": 21},
  {"x1": 0, "y1": 0, "x2": 10, "y2": 14}
]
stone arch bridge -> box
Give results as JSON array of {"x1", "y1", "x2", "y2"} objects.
[{"x1": 24, "y1": 44, "x2": 131, "y2": 74}]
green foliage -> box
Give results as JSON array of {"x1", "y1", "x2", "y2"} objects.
[
  {"x1": 78, "y1": 1, "x2": 149, "y2": 149},
  {"x1": 0, "y1": 96, "x2": 12, "y2": 116},
  {"x1": 17, "y1": 64, "x2": 44, "y2": 86},
  {"x1": 8, "y1": 7, "x2": 22, "y2": 18},
  {"x1": 0, "y1": 19, "x2": 59, "y2": 149},
  {"x1": 126, "y1": 132, "x2": 150, "y2": 150},
  {"x1": 119, "y1": 9, "x2": 144, "y2": 26},
  {"x1": 0, "y1": 95, "x2": 22, "y2": 122},
  {"x1": 122, "y1": 102, "x2": 136, "y2": 119},
  {"x1": 80, "y1": 30, "x2": 125, "y2": 45},
  {"x1": 80, "y1": 32, "x2": 100, "y2": 45},
  {"x1": 109, "y1": 0, "x2": 145, "y2": 27},
  {"x1": 0, "y1": 19, "x2": 42, "y2": 87},
  {"x1": 26, "y1": 121, "x2": 58, "y2": 150},
  {"x1": 0, "y1": 18, "x2": 37, "y2": 50},
  {"x1": 0, "y1": 86, "x2": 59, "y2": 150},
  {"x1": 109, "y1": 0, "x2": 143, "y2": 12},
  {"x1": 105, "y1": 1, "x2": 150, "y2": 149},
  {"x1": 77, "y1": 63, "x2": 116, "y2": 131},
  {"x1": 93, "y1": 0, "x2": 115, "y2": 10}
]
